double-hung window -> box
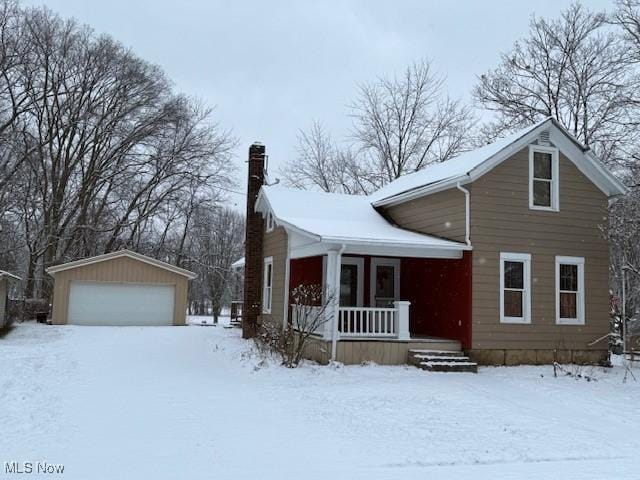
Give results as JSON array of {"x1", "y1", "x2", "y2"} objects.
[
  {"x1": 262, "y1": 256, "x2": 273, "y2": 314},
  {"x1": 500, "y1": 252, "x2": 531, "y2": 324},
  {"x1": 529, "y1": 145, "x2": 559, "y2": 211},
  {"x1": 556, "y1": 256, "x2": 585, "y2": 325},
  {"x1": 266, "y1": 212, "x2": 275, "y2": 232}
]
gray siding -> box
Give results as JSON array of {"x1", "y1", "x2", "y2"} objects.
[
  {"x1": 470, "y1": 147, "x2": 610, "y2": 351},
  {"x1": 385, "y1": 188, "x2": 467, "y2": 242}
]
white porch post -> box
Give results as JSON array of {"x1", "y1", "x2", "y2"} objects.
[
  {"x1": 394, "y1": 300, "x2": 411, "y2": 341},
  {"x1": 326, "y1": 248, "x2": 344, "y2": 360},
  {"x1": 324, "y1": 250, "x2": 338, "y2": 341}
]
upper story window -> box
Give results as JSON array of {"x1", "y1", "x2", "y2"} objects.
[
  {"x1": 529, "y1": 145, "x2": 559, "y2": 211},
  {"x1": 266, "y1": 212, "x2": 275, "y2": 232}
]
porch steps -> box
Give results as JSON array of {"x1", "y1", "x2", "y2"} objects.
[{"x1": 408, "y1": 349, "x2": 478, "y2": 373}]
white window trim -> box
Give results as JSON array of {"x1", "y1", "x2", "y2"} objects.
[
  {"x1": 265, "y1": 211, "x2": 275, "y2": 233},
  {"x1": 499, "y1": 252, "x2": 532, "y2": 324},
  {"x1": 555, "y1": 256, "x2": 585, "y2": 325},
  {"x1": 340, "y1": 257, "x2": 364, "y2": 307},
  {"x1": 369, "y1": 257, "x2": 401, "y2": 308},
  {"x1": 529, "y1": 144, "x2": 559, "y2": 212},
  {"x1": 262, "y1": 256, "x2": 273, "y2": 314}
]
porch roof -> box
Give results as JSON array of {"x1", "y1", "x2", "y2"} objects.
[
  {"x1": 0, "y1": 269, "x2": 20, "y2": 281},
  {"x1": 255, "y1": 186, "x2": 470, "y2": 256}
]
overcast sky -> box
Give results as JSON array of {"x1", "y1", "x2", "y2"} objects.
[{"x1": 25, "y1": 0, "x2": 613, "y2": 209}]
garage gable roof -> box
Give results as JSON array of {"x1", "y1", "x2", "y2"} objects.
[
  {"x1": 0, "y1": 269, "x2": 21, "y2": 281},
  {"x1": 46, "y1": 250, "x2": 197, "y2": 279}
]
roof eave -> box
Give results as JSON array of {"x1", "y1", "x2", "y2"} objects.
[
  {"x1": 45, "y1": 250, "x2": 197, "y2": 280},
  {"x1": 371, "y1": 174, "x2": 471, "y2": 208},
  {"x1": 0, "y1": 271, "x2": 21, "y2": 281},
  {"x1": 317, "y1": 235, "x2": 472, "y2": 251}
]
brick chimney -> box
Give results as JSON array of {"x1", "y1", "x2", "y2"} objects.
[{"x1": 242, "y1": 142, "x2": 266, "y2": 339}]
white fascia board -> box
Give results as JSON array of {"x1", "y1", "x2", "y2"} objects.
[
  {"x1": 343, "y1": 244, "x2": 464, "y2": 259},
  {"x1": 467, "y1": 121, "x2": 552, "y2": 181},
  {"x1": 45, "y1": 250, "x2": 197, "y2": 279},
  {"x1": 290, "y1": 241, "x2": 465, "y2": 260},
  {"x1": 319, "y1": 235, "x2": 471, "y2": 251},
  {"x1": 373, "y1": 120, "x2": 554, "y2": 208},
  {"x1": 278, "y1": 219, "x2": 321, "y2": 242},
  {"x1": 0, "y1": 270, "x2": 21, "y2": 281},
  {"x1": 371, "y1": 174, "x2": 470, "y2": 208},
  {"x1": 373, "y1": 118, "x2": 627, "y2": 206}
]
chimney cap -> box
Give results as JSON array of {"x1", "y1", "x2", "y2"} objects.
[{"x1": 251, "y1": 141, "x2": 264, "y2": 146}]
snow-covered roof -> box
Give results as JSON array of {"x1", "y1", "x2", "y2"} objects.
[
  {"x1": 46, "y1": 250, "x2": 197, "y2": 279},
  {"x1": 370, "y1": 117, "x2": 627, "y2": 206},
  {"x1": 231, "y1": 257, "x2": 245, "y2": 269},
  {"x1": 256, "y1": 186, "x2": 469, "y2": 251},
  {"x1": 0, "y1": 270, "x2": 20, "y2": 281}
]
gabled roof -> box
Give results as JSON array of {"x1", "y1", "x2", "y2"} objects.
[
  {"x1": 370, "y1": 117, "x2": 628, "y2": 207},
  {"x1": 46, "y1": 249, "x2": 197, "y2": 279},
  {"x1": 0, "y1": 270, "x2": 21, "y2": 281},
  {"x1": 231, "y1": 257, "x2": 245, "y2": 269},
  {"x1": 255, "y1": 186, "x2": 470, "y2": 251}
]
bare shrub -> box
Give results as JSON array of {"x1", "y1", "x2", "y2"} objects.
[{"x1": 255, "y1": 284, "x2": 334, "y2": 368}]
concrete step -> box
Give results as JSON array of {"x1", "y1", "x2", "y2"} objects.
[
  {"x1": 409, "y1": 349, "x2": 465, "y2": 357},
  {"x1": 414, "y1": 355, "x2": 470, "y2": 363},
  {"x1": 407, "y1": 348, "x2": 477, "y2": 373},
  {"x1": 418, "y1": 361, "x2": 478, "y2": 373}
]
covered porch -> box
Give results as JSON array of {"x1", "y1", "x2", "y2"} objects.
[{"x1": 287, "y1": 238, "x2": 472, "y2": 363}]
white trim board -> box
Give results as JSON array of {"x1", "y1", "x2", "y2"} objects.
[
  {"x1": 340, "y1": 257, "x2": 365, "y2": 307},
  {"x1": 45, "y1": 250, "x2": 197, "y2": 279},
  {"x1": 369, "y1": 258, "x2": 401, "y2": 308},
  {"x1": 499, "y1": 252, "x2": 532, "y2": 325},
  {"x1": 373, "y1": 118, "x2": 627, "y2": 208},
  {"x1": 555, "y1": 255, "x2": 585, "y2": 326}
]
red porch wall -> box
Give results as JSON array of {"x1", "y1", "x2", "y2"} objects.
[
  {"x1": 289, "y1": 256, "x2": 323, "y2": 291},
  {"x1": 400, "y1": 251, "x2": 472, "y2": 349}
]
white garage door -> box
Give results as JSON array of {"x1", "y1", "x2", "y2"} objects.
[{"x1": 68, "y1": 282, "x2": 175, "y2": 326}]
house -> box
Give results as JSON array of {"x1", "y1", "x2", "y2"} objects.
[
  {"x1": 47, "y1": 250, "x2": 196, "y2": 326},
  {"x1": 0, "y1": 270, "x2": 21, "y2": 328},
  {"x1": 243, "y1": 118, "x2": 627, "y2": 366}
]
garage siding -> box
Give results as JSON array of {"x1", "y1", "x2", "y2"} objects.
[{"x1": 51, "y1": 256, "x2": 189, "y2": 325}]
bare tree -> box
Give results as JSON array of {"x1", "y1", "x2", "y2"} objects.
[
  {"x1": 281, "y1": 60, "x2": 474, "y2": 194},
  {"x1": 281, "y1": 121, "x2": 371, "y2": 194},
  {"x1": 187, "y1": 206, "x2": 245, "y2": 323},
  {"x1": 350, "y1": 60, "x2": 475, "y2": 185},
  {"x1": 0, "y1": 2, "x2": 236, "y2": 300},
  {"x1": 474, "y1": 3, "x2": 637, "y2": 165}
]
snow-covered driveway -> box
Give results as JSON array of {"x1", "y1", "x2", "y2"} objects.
[{"x1": 1, "y1": 320, "x2": 638, "y2": 480}]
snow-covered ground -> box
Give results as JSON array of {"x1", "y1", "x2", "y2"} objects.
[{"x1": 1, "y1": 318, "x2": 638, "y2": 480}]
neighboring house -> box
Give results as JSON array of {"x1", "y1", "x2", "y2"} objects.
[
  {"x1": 243, "y1": 118, "x2": 627, "y2": 366},
  {"x1": 0, "y1": 270, "x2": 21, "y2": 328},
  {"x1": 47, "y1": 250, "x2": 196, "y2": 326}
]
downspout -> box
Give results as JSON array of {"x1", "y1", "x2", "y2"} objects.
[
  {"x1": 456, "y1": 182, "x2": 471, "y2": 247},
  {"x1": 331, "y1": 244, "x2": 346, "y2": 362},
  {"x1": 282, "y1": 232, "x2": 291, "y2": 331}
]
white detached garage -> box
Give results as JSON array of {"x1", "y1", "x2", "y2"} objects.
[{"x1": 47, "y1": 250, "x2": 196, "y2": 326}]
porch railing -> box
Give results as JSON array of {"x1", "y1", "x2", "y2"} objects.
[
  {"x1": 338, "y1": 307, "x2": 396, "y2": 337},
  {"x1": 291, "y1": 301, "x2": 410, "y2": 340}
]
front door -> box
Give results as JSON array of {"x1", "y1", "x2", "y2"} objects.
[
  {"x1": 371, "y1": 258, "x2": 400, "y2": 308},
  {"x1": 340, "y1": 264, "x2": 359, "y2": 307}
]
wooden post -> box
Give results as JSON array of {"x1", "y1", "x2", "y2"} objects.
[{"x1": 394, "y1": 300, "x2": 411, "y2": 341}]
